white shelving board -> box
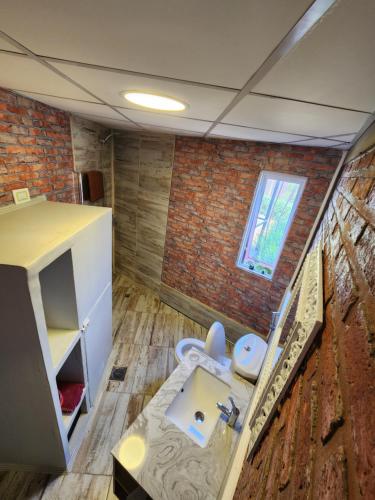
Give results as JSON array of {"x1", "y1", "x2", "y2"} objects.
[
  {"x1": 47, "y1": 328, "x2": 81, "y2": 374},
  {"x1": 61, "y1": 387, "x2": 87, "y2": 434}
]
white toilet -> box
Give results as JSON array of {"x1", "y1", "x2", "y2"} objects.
[
  {"x1": 232, "y1": 333, "x2": 268, "y2": 382},
  {"x1": 175, "y1": 322, "x2": 270, "y2": 381},
  {"x1": 175, "y1": 321, "x2": 231, "y2": 369}
]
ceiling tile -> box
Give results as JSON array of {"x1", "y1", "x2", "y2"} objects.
[
  {"x1": 0, "y1": 0, "x2": 312, "y2": 88},
  {"x1": 116, "y1": 108, "x2": 211, "y2": 133},
  {"x1": 325, "y1": 133, "x2": 357, "y2": 142},
  {"x1": 15, "y1": 92, "x2": 124, "y2": 119},
  {"x1": 331, "y1": 143, "x2": 352, "y2": 150},
  {"x1": 0, "y1": 53, "x2": 96, "y2": 101},
  {"x1": 225, "y1": 94, "x2": 369, "y2": 137},
  {"x1": 75, "y1": 113, "x2": 138, "y2": 130},
  {"x1": 253, "y1": 0, "x2": 375, "y2": 111},
  {"x1": 138, "y1": 124, "x2": 201, "y2": 136},
  {"x1": 50, "y1": 62, "x2": 236, "y2": 121},
  {"x1": 0, "y1": 38, "x2": 23, "y2": 53},
  {"x1": 289, "y1": 138, "x2": 347, "y2": 148},
  {"x1": 210, "y1": 124, "x2": 310, "y2": 143}
]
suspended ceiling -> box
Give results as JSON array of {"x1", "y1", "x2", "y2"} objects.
[{"x1": 0, "y1": 0, "x2": 374, "y2": 149}]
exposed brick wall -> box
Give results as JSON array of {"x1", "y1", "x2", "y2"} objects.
[
  {"x1": 162, "y1": 137, "x2": 340, "y2": 334},
  {"x1": 0, "y1": 87, "x2": 78, "y2": 206},
  {"x1": 234, "y1": 145, "x2": 375, "y2": 499}
]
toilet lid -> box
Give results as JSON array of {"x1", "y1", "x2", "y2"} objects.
[{"x1": 232, "y1": 333, "x2": 268, "y2": 380}]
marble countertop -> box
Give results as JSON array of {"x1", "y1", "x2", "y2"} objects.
[{"x1": 112, "y1": 348, "x2": 253, "y2": 500}]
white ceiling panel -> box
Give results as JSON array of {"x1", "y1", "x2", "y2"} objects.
[
  {"x1": 15, "y1": 92, "x2": 123, "y2": 120},
  {"x1": 75, "y1": 113, "x2": 138, "y2": 131},
  {"x1": 116, "y1": 108, "x2": 211, "y2": 133},
  {"x1": 50, "y1": 62, "x2": 236, "y2": 120},
  {"x1": 331, "y1": 143, "x2": 352, "y2": 150},
  {"x1": 138, "y1": 124, "x2": 202, "y2": 136},
  {"x1": 210, "y1": 124, "x2": 310, "y2": 143},
  {"x1": 0, "y1": 38, "x2": 23, "y2": 53},
  {"x1": 0, "y1": 0, "x2": 312, "y2": 88},
  {"x1": 225, "y1": 94, "x2": 369, "y2": 138},
  {"x1": 253, "y1": 0, "x2": 375, "y2": 112},
  {"x1": 0, "y1": 53, "x2": 95, "y2": 101},
  {"x1": 326, "y1": 133, "x2": 357, "y2": 142},
  {"x1": 288, "y1": 138, "x2": 347, "y2": 148}
]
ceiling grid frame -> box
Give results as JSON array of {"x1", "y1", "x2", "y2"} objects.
[{"x1": 0, "y1": 0, "x2": 373, "y2": 146}]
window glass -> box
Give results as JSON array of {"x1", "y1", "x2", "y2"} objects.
[{"x1": 237, "y1": 172, "x2": 306, "y2": 279}]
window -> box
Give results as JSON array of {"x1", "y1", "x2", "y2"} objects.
[{"x1": 237, "y1": 171, "x2": 306, "y2": 279}]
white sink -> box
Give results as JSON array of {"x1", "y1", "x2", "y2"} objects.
[{"x1": 165, "y1": 365, "x2": 230, "y2": 448}]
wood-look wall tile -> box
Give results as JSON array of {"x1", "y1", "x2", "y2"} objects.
[
  {"x1": 136, "y1": 221, "x2": 168, "y2": 258},
  {"x1": 139, "y1": 165, "x2": 173, "y2": 195},
  {"x1": 114, "y1": 133, "x2": 174, "y2": 289}
]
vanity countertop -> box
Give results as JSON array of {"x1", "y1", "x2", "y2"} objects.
[{"x1": 111, "y1": 348, "x2": 253, "y2": 500}]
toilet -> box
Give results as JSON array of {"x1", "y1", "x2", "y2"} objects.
[
  {"x1": 175, "y1": 321, "x2": 231, "y2": 369},
  {"x1": 231, "y1": 333, "x2": 268, "y2": 382},
  {"x1": 174, "y1": 337, "x2": 205, "y2": 362},
  {"x1": 175, "y1": 322, "x2": 269, "y2": 380}
]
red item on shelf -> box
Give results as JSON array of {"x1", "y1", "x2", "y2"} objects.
[{"x1": 57, "y1": 382, "x2": 84, "y2": 413}]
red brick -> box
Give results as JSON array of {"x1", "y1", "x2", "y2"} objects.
[
  {"x1": 235, "y1": 146, "x2": 375, "y2": 499},
  {"x1": 343, "y1": 304, "x2": 375, "y2": 498},
  {"x1": 319, "y1": 304, "x2": 343, "y2": 443},
  {"x1": 163, "y1": 136, "x2": 339, "y2": 334},
  {"x1": 314, "y1": 446, "x2": 348, "y2": 500},
  {"x1": 0, "y1": 87, "x2": 76, "y2": 206},
  {"x1": 356, "y1": 226, "x2": 375, "y2": 295},
  {"x1": 334, "y1": 248, "x2": 358, "y2": 319}
]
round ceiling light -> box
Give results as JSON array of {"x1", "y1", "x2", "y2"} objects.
[{"x1": 123, "y1": 91, "x2": 186, "y2": 111}]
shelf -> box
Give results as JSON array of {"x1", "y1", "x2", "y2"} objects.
[
  {"x1": 47, "y1": 328, "x2": 81, "y2": 374},
  {"x1": 62, "y1": 387, "x2": 87, "y2": 434}
]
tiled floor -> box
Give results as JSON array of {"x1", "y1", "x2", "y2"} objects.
[{"x1": 0, "y1": 274, "x2": 232, "y2": 500}]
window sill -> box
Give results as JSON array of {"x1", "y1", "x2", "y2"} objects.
[{"x1": 236, "y1": 263, "x2": 273, "y2": 281}]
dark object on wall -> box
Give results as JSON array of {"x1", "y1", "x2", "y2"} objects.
[{"x1": 82, "y1": 170, "x2": 104, "y2": 202}]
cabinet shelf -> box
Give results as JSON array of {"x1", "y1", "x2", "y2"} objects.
[
  {"x1": 62, "y1": 387, "x2": 87, "y2": 434},
  {"x1": 47, "y1": 328, "x2": 81, "y2": 374}
]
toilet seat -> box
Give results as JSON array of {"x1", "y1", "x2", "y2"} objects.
[
  {"x1": 232, "y1": 333, "x2": 268, "y2": 381},
  {"x1": 175, "y1": 338, "x2": 205, "y2": 364}
]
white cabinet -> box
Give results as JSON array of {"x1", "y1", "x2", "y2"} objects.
[
  {"x1": 84, "y1": 283, "x2": 112, "y2": 405},
  {"x1": 0, "y1": 197, "x2": 112, "y2": 472}
]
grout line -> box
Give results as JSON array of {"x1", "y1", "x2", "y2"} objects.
[
  {"x1": 248, "y1": 91, "x2": 371, "y2": 115},
  {"x1": 0, "y1": 47, "x2": 370, "y2": 143},
  {"x1": 10, "y1": 87, "x2": 357, "y2": 146},
  {"x1": 2, "y1": 49, "x2": 371, "y2": 116},
  {"x1": 42, "y1": 54, "x2": 239, "y2": 92}
]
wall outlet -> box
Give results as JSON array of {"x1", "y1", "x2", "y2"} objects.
[{"x1": 12, "y1": 188, "x2": 31, "y2": 204}]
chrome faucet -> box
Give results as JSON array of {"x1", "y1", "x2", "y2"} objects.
[{"x1": 216, "y1": 397, "x2": 240, "y2": 428}]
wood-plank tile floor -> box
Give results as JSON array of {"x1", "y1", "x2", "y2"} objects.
[{"x1": 0, "y1": 274, "x2": 233, "y2": 500}]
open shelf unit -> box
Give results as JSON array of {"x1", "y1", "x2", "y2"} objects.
[
  {"x1": 62, "y1": 386, "x2": 87, "y2": 433},
  {"x1": 47, "y1": 328, "x2": 81, "y2": 374},
  {"x1": 0, "y1": 198, "x2": 112, "y2": 472}
]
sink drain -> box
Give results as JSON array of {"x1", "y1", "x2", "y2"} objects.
[{"x1": 194, "y1": 411, "x2": 205, "y2": 423}]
